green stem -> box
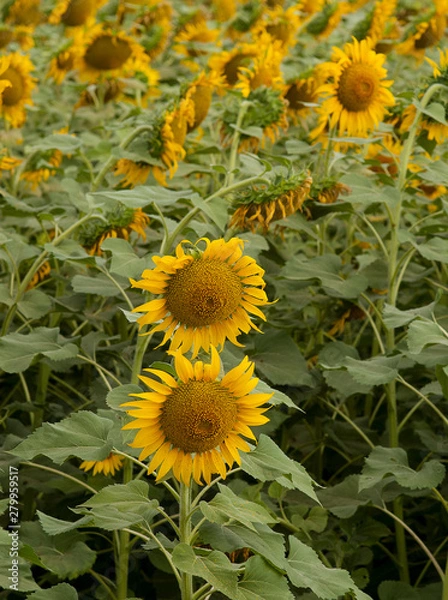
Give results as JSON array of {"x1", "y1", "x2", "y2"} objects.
[
  {"x1": 34, "y1": 362, "x2": 51, "y2": 429},
  {"x1": 179, "y1": 482, "x2": 193, "y2": 600},
  {"x1": 227, "y1": 101, "x2": 250, "y2": 188},
  {"x1": 116, "y1": 459, "x2": 133, "y2": 600}
]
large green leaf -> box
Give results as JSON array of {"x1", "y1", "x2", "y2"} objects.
[
  {"x1": 20, "y1": 521, "x2": 95, "y2": 580},
  {"x1": 241, "y1": 435, "x2": 319, "y2": 502},
  {"x1": 252, "y1": 330, "x2": 314, "y2": 387},
  {"x1": 406, "y1": 318, "x2": 448, "y2": 354},
  {"x1": 383, "y1": 298, "x2": 440, "y2": 329},
  {"x1": 237, "y1": 555, "x2": 294, "y2": 600},
  {"x1": 200, "y1": 484, "x2": 275, "y2": 532},
  {"x1": 286, "y1": 536, "x2": 371, "y2": 600},
  {"x1": 0, "y1": 529, "x2": 39, "y2": 592},
  {"x1": 0, "y1": 327, "x2": 78, "y2": 373},
  {"x1": 75, "y1": 480, "x2": 159, "y2": 530},
  {"x1": 100, "y1": 237, "x2": 149, "y2": 278},
  {"x1": 27, "y1": 584, "x2": 78, "y2": 600},
  {"x1": 343, "y1": 356, "x2": 400, "y2": 386},
  {"x1": 107, "y1": 384, "x2": 143, "y2": 411},
  {"x1": 10, "y1": 411, "x2": 114, "y2": 463},
  {"x1": 17, "y1": 288, "x2": 52, "y2": 319},
  {"x1": 359, "y1": 446, "x2": 445, "y2": 491},
  {"x1": 37, "y1": 512, "x2": 93, "y2": 536},
  {"x1": 172, "y1": 544, "x2": 239, "y2": 599},
  {"x1": 71, "y1": 273, "x2": 126, "y2": 297}
]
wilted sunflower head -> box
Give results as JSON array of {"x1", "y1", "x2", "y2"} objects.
[
  {"x1": 121, "y1": 347, "x2": 272, "y2": 485},
  {"x1": 309, "y1": 179, "x2": 351, "y2": 205},
  {"x1": 230, "y1": 172, "x2": 313, "y2": 233},
  {"x1": 182, "y1": 70, "x2": 224, "y2": 131},
  {"x1": 0, "y1": 52, "x2": 36, "y2": 128},
  {"x1": 130, "y1": 237, "x2": 270, "y2": 357},
  {"x1": 49, "y1": 0, "x2": 99, "y2": 27}
]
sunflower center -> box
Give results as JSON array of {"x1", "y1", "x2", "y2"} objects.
[
  {"x1": 224, "y1": 53, "x2": 255, "y2": 85},
  {"x1": 160, "y1": 380, "x2": 238, "y2": 452},
  {"x1": 0, "y1": 29, "x2": 14, "y2": 49},
  {"x1": 1, "y1": 67, "x2": 24, "y2": 106},
  {"x1": 165, "y1": 258, "x2": 243, "y2": 328},
  {"x1": 85, "y1": 35, "x2": 133, "y2": 70},
  {"x1": 285, "y1": 81, "x2": 315, "y2": 110},
  {"x1": 62, "y1": 0, "x2": 95, "y2": 26},
  {"x1": 414, "y1": 20, "x2": 443, "y2": 49},
  {"x1": 337, "y1": 62, "x2": 380, "y2": 112}
]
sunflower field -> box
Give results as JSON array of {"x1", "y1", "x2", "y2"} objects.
[{"x1": 1, "y1": 0, "x2": 448, "y2": 598}]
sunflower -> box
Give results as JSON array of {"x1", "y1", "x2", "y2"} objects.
[
  {"x1": 0, "y1": 53, "x2": 36, "y2": 128},
  {"x1": 48, "y1": 0, "x2": 101, "y2": 27},
  {"x1": 400, "y1": 103, "x2": 448, "y2": 146},
  {"x1": 351, "y1": 0, "x2": 398, "y2": 47},
  {"x1": 5, "y1": 0, "x2": 43, "y2": 26},
  {"x1": 47, "y1": 46, "x2": 76, "y2": 85},
  {"x1": 114, "y1": 159, "x2": 151, "y2": 188},
  {"x1": 310, "y1": 180, "x2": 351, "y2": 204},
  {"x1": 173, "y1": 20, "x2": 220, "y2": 70},
  {"x1": 234, "y1": 33, "x2": 284, "y2": 98},
  {"x1": 211, "y1": 0, "x2": 237, "y2": 22},
  {"x1": 395, "y1": 2, "x2": 446, "y2": 63},
  {"x1": 130, "y1": 237, "x2": 269, "y2": 357},
  {"x1": 283, "y1": 74, "x2": 320, "y2": 124},
  {"x1": 82, "y1": 207, "x2": 150, "y2": 256},
  {"x1": 208, "y1": 45, "x2": 258, "y2": 88},
  {"x1": 183, "y1": 70, "x2": 224, "y2": 131},
  {"x1": 251, "y1": 3, "x2": 302, "y2": 48},
  {"x1": 0, "y1": 153, "x2": 22, "y2": 172},
  {"x1": 0, "y1": 25, "x2": 34, "y2": 50},
  {"x1": 314, "y1": 37, "x2": 395, "y2": 138},
  {"x1": 80, "y1": 453, "x2": 124, "y2": 476},
  {"x1": 230, "y1": 173, "x2": 313, "y2": 233},
  {"x1": 73, "y1": 23, "x2": 158, "y2": 87},
  {"x1": 121, "y1": 348, "x2": 271, "y2": 485},
  {"x1": 27, "y1": 261, "x2": 51, "y2": 290},
  {"x1": 21, "y1": 127, "x2": 69, "y2": 189},
  {"x1": 131, "y1": 0, "x2": 173, "y2": 60}
]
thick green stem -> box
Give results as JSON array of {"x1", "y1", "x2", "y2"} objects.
[
  {"x1": 179, "y1": 482, "x2": 193, "y2": 600},
  {"x1": 227, "y1": 101, "x2": 250, "y2": 188},
  {"x1": 116, "y1": 459, "x2": 133, "y2": 600}
]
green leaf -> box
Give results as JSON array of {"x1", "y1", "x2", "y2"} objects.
[
  {"x1": 10, "y1": 411, "x2": 114, "y2": 463},
  {"x1": 28, "y1": 134, "x2": 83, "y2": 153},
  {"x1": 172, "y1": 544, "x2": 239, "y2": 599},
  {"x1": 200, "y1": 484, "x2": 275, "y2": 532},
  {"x1": 0, "y1": 327, "x2": 79, "y2": 373},
  {"x1": 241, "y1": 435, "x2": 319, "y2": 503},
  {"x1": 27, "y1": 584, "x2": 79, "y2": 600},
  {"x1": 237, "y1": 555, "x2": 294, "y2": 600},
  {"x1": 343, "y1": 356, "x2": 400, "y2": 386},
  {"x1": 317, "y1": 475, "x2": 374, "y2": 518},
  {"x1": 414, "y1": 237, "x2": 448, "y2": 263},
  {"x1": 44, "y1": 239, "x2": 94, "y2": 263},
  {"x1": 190, "y1": 194, "x2": 229, "y2": 232},
  {"x1": 406, "y1": 318, "x2": 448, "y2": 354},
  {"x1": 417, "y1": 101, "x2": 448, "y2": 125},
  {"x1": 286, "y1": 536, "x2": 370, "y2": 600},
  {"x1": 0, "y1": 529, "x2": 39, "y2": 592},
  {"x1": 20, "y1": 522, "x2": 95, "y2": 580},
  {"x1": 252, "y1": 330, "x2": 314, "y2": 387},
  {"x1": 17, "y1": 288, "x2": 52, "y2": 319},
  {"x1": 340, "y1": 174, "x2": 400, "y2": 208},
  {"x1": 37, "y1": 512, "x2": 93, "y2": 536},
  {"x1": 88, "y1": 187, "x2": 200, "y2": 209},
  {"x1": 257, "y1": 380, "x2": 300, "y2": 410},
  {"x1": 100, "y1": 237, "x2": 149, "y2": 278},
  {"x1": 71, "y1": 273, "x2": 125, "y2": 297},
  {"x1": 378, "y1": 580, "x2": 421, "y2": 600},
  {"x1": 76, "y1": 480, "x2": 159, "y2": 530},
  {"x1": 290, "y1": 507, "x2": 328, "y2": 535},
  {"x1": 383, "y1": 299, "x2": 439, "y2": 329},
  {"x1": 359, "y1": 446, "x2": 446, "y2": 491},
  {"x1": 107, "y1": 384, "x2": 143, "y2": 411},
  {"x1": 281, "y1": 254, "x2": 368, "y2": 299}
]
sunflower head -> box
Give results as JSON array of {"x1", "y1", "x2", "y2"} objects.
[
  {"x1": 310, "y1": 179, "x2": 351, "y2": 204},
  {"x1": 5, "y1": 0, "x2": 42, "y2": 26},
  {"x1": 121, "y1": 348, "x2": 272, "y2": 485},
  {"x1": 80, "y1": 453, "x2": 124, "y2": 476},
  {"x1": 130, "y1": 237, "x2": 270, "y2": 356},
  {"x1": 0, "y1": 52, "x2": 36, "y2": 128},
  {"x1": 230, "y1": 172, "x2": 313, "y2": 233}
]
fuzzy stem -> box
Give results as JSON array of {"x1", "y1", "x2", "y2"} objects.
[{"x1": 179, "y1": 482, "x2": 193, "y2": 600}]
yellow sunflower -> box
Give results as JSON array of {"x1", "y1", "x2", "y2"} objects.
[
  {"x1": 0, "y1": 52, "x2": 36, "y2": 128},
  {"x1": 211, "y1": 0, "x2": 237, "y2": 22},
  {"x1": 400, "y1": 103, "x2": 448, "y2": 146},
  {"x1": 208, "y1": 45, "x2": 258, "y2": 88},
  {"x1": 47, "y1": 46, "x2": 76, "y2": 85},
  {"x1": 283, "y1": 75, "x2": 320, "y2": 124},
  {"x1": 0, "y1": 153, "x2": 22, "y2": 172},
  {"x1": 130, "y1": 237, "x2": 269, "y2": 357},
  {"x1": 314, "y1": 37, "x2": 395, "y2": 138},
  {"x1": 27, "y1": 261, "x2": 51, "y2": 290},
  {"x1": 230, "y1": 173, "x2": 313, "y2": 233},
  {"x1": 121, "y1": 347, "x2": 272, "y2": 485},
  {"x1": 5, "y1": 0, "x2": 43, "y2": 26},
  {"x1": 173, "y1": 20, "x2": 221, "y2": 70},
  {"x1": 21, "y1": 127, "x2": 69, "y2": 189},
  {"x1": 0, "y1": 25, "x2": 34, "y2": 50},
  {"x1": 80, "y1": 453, "x2": 124, "y2": 476},
  {"x1": 251, "y1": 3, "x2": 302, "y2": 48},
  {"x1": 114, "y1": 159, "x2": 152, "y2": 188},
  {"x1": 183, "y1": 70, "x2": 224, "y2": 131},
  {"x1": 48, "y1": 0, "x2": 102, "y2": 27},
  {"x1": 395, "y1": 1, "x2": 446, "y2": 63},
  {"x1": 234, "y1": 33, "x2": 284, "y2": 98},
  {"x1": 131, "y1": 0, "x2": 173, "y2": 60},
  {"x1": 73, "y1": 23, "x2": 158, "y2": 89}
]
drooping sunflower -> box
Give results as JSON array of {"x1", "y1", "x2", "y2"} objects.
[
  {"x1": 81, "y1": 206, "x2": 150, "y2": 256},
  {"x1": 72, "y1": 23, "x2": 159, "y2": 93},
  {"x1": 211, "y1": 0, "x2": 237, "y2": 22},
  {"x1": 283, "y1": 74, "x2": 320, "y2": 124},
  {"x1": 0, "y1": 153, "x2": 22, "y2": 173},
  {"x1": 400, "y1": 103, "x2": 448, "y2": 146},
  {"x1": 130, "y1": 237, "x2": 269, "y2": 357},
  {"x1": 21, "y1": 128, "x2": 69, "y2": 189},
  {"x1": 208, "y1": 44, "x2": 258, "y2": 88},
  {"x1": 121, "y1": 348, "x2": 271, "y2": 485},
  {"x1": 183, "y1": 70, "x2": 224, "y2": 131},
  {"x1": 230, "y1": 172, "x2": 313, "y2": 233},
  {"x1": 0, "y1": 52, "x2": 36, "y2": 128},
  {"x1": 351, "y1": 0, "x2": 398, "y2": 48},
  {"x1": 314, "y1": 37, "x2": 395, "y2": 138},
  {"x1": 27, "y1": 261, "x2": 52, "y2": 290},
  {"x1": 80, "y1": 453, "x2": 124, "y2": 476}
]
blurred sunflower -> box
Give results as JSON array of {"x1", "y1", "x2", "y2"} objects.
[
  {"x1": 48, "y1": 0, "x2": 102, "y2": 27},
  {"x1": 400, "y1": 103, "x2": 448, "y2": 146},
  {"x1": 81, "y1": 206, "x2": 150, "y2": 256},
  {"x1": 121, "y1": 348, "x2": 271, "y2": 485},
  {"x1": 73, "y1": 24, "x2": 157, "y2": 87},
  {"x1": 5, "y1": 0, "x2": 43, "y2": 26},
  {"x1": 314, "y1": 37, "x2": 395, "y2": 138},
  {"x1": 306, "y1": 1, "x2": 348, "y2": 39},
  {"x1": 310, "y1": 179, "x2": 351, "y2": 204},
  {"x1": 27, "y1": 261, "x2": 51, "y2": 289},
  {"x1": 351, "y1": 0, "x2": 398, "y2": 48},
  {"x1": 208, "y1": 44, "x2": 258, "y2": 88},
  {"x1": 80, "y1": 453, "x2": 124, "y2": 476},
  {"x1": 211, "y1": 0, "x2": 237, "y2": 22},
  {"x1": 21, "y1": 128, "x2": 69, "y2": 189},
  {"x1": 47, "y1": 46, "x2": 76, "y2": 85},
  {"x1": 395, "y1": 1, "x2": 446, "y2": 63},
  {"x1": 130, "y1": 237, "x2": 269, "y2": 357},
  {"x1": 230, "y1": 172, "x2": 313, "y2": 233},
  {"x1": 251, "y1": 3, "x2": 302, "y2": 48},
  {"x1": 173, "y1": 20, "x2": 220, "y2": 70},
  {"x1": 183, "y1": 70, "x2": 224, "y2": 131},
  {"x1": 131, "y1": 0, "x2": 173, "y2": 60},
  {"x1": 283, "y1": 74, "x2": 320, "y2": 124},
  {"x1": 0, "y1": 25, "x2": 34, "y2": 50},
  {"x1": 234, "y1": 33, "x2": 284, "y2": 97},
  {"x1": 0, "y1": 152, "x2": 22, "y2": 173},
  {"x1": 0, "y1": 53, "x2": 36, "y2": 128}
]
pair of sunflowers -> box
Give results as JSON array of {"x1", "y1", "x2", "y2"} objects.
[{"x1": 120, "y1": 237, "x2": 272, "y2": 486}]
